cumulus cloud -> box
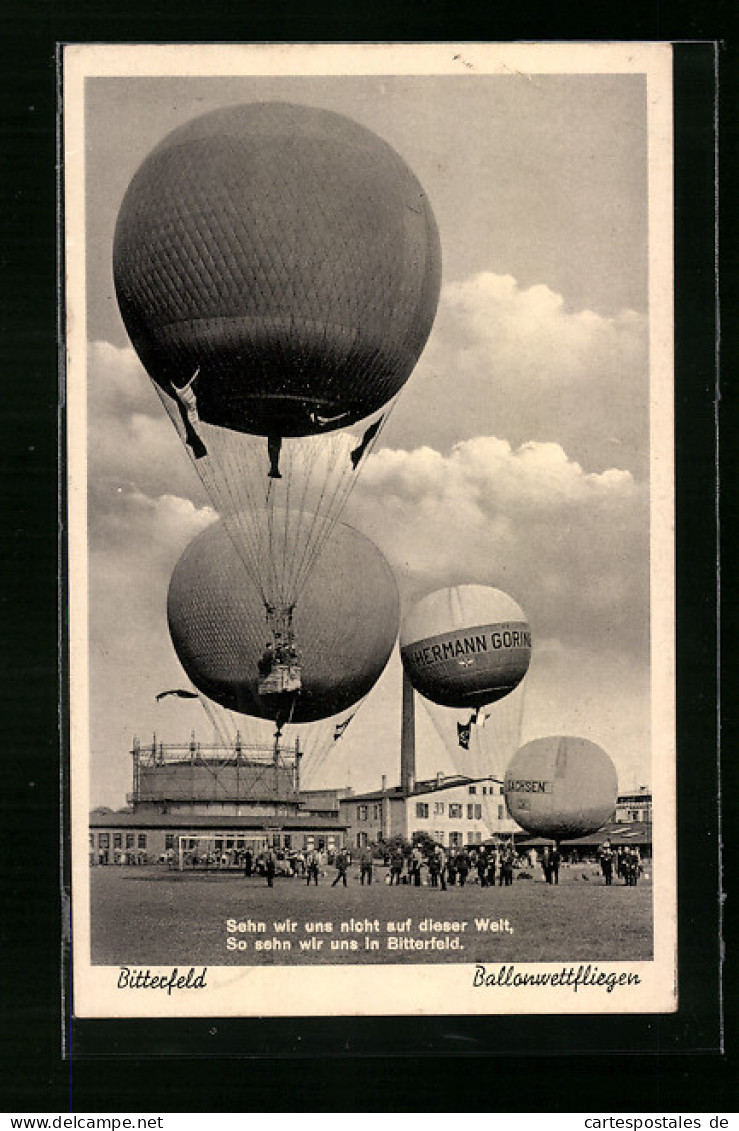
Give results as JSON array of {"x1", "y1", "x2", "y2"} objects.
[
  {"x1": 87, "y1": 340, "x2": 210, "y2": 532},
  {"x1": 88, "y1": 489, "x2": 217, "y2": 805},
  {"x1": 382, "y1": 272, "x2": 649, "y2": 479},
  {"x1": 346, "y1": 435, "x2": 649, "y2": 656}
]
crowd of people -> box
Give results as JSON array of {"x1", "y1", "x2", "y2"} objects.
[
  {"x1": 93, "y1": 839, "x2": 644, "y2": 887},
  {"x1": 246, "y1": 841, "x2": 638, "y2": 890},
  {"x1": 597, "y1": 840, "x2": 642, "y2": 886}
]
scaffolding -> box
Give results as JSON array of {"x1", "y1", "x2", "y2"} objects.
[{"x1": 129, "y1": 733, "x2": 303, "y2": 807}]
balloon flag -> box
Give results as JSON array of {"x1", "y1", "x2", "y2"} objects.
[
  {"x1": 167, "y1": 514, "x2": 400, "y2": 732},
  {"x1": 399, "y1": 585, "x2": 532, "y2": 823},
  {"x1": 114, "y1": 101, "x2": 441, "y2": 687},
  {"x1": 504, "y1": 735, "x2": 618, "y2": 841}
]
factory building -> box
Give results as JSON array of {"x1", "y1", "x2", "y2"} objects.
[
  {"x1": 89, "y1": 735, "x2": 348, "y2": 864},
  {"x1": 615, "y1": 787, "x2": 652, "y2": 824},
  {"x1": 340, "y1": 772, "x2": 519, "y2": 850}
]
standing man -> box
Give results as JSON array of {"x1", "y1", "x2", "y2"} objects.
[
  {"x1": 550, "y1": 846, "x2": 561, "y2": 885},
  {"x1": 501, "y1": 848, "x2": 515, "y2": 886},
  {"x1": 306, "y1": 847, "x2": 320, "y2": 886},
  {"x1": 359, "y1": 845, "x2": 373, "y2": 886},
  {"x1": 264, "y1": 846, "x2": 277, "y2": 888},
  {"x1": 486, "y1": 849, "x2": 497, "y2": 889},
  {"x1": 331, "y1": 847, "x2": 349, "y2": 887},
  {"x1": 427, "y1": 847, "x2": 440, "y2": 888},
  {"x1": 389, "y1": 846, "x2": 404, "y2": 886},
  {"x1": 437, "y1": 845, "x2": 448, "y2": 891},
  {"x1": 476, "y1": 847, "x2": 488, "y2": 887},
  {"x1": 411, "y1": 844, "x2": 423, "y2": 887},
  {"x1": 542, "y1": 847, "x2": 553, "y2": 884},
  {"x1": 598, "y1": 841, "x2": 614, "y2": 886},
  {"x1": 626, "y1": 847, "x2": 640, "y2": 886}
]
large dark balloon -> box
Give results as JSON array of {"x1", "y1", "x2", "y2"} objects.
[
  {"x1": 167, "y1": 516, "x2": 400, "y2": 723},
  {"x1": 399, "y1": 585, "x2": 531, "y2": 709},
  {"x1": 505, "y1": 736, "x2": 618, "y2": 840},
  {"x1": 114, "y1": 101, "x2": 442, "y2": 437}
]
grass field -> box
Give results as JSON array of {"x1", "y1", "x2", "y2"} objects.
[{"x1": 89, "y1": 861, "x2": 653, "y2": 966}]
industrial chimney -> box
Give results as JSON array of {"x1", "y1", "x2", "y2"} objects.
[{"x1": 401, "y1": 668, "x2": 416, "y2": 796}]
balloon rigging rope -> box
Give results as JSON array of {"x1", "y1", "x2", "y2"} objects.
[
  {"x1": 290, "y1": 390, "x2": 402, "y2": 605},
  {"x1": 155, "y1": 379, "x2": 403, "y2": 621},
  {"x1": 198, "y1": 693, "x2": 236, "y2": 750}
]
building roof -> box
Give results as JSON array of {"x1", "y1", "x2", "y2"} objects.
[
  {"x1": 559, "y1": 821, "x2": 653, "y2": 849},
  {"x1": 514, "y1": 837, "x2": 558, "y2": 848},
  {"x1": 89, "y1": 810, "x2": 347, "y2": 831},
  {"x1": 340, "y1": 774, "x2": 501, "y2": 803}
]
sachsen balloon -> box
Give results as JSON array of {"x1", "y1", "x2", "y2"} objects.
[
  {"x1": 505, "y1": 736, "x2": 618, "y2": 841},
  {"x1": 167, "y1": 516, "x2": 400, "y2": 725}
]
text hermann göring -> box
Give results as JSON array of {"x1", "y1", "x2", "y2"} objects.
[{"x1": 225, "y1": 915, "x2": 513, "y2": 952}]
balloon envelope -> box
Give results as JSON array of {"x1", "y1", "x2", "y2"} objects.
[
  {"x1": 113, "y1": 101, "x2": 441, "y2": 437},
  {"x1": 504, "y1": 736, "x2": 618, "y2": 840},
  {"x1": 167, "y1": 516, "x2": 400, "y2": 723},
  {"x1": 399, "y1": 585, "x2": 531, "y2": 709}
]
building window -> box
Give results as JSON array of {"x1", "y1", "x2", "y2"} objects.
[
  {"x1": 467, "y1": 804, "x2": 474, "y2": 819},
  {"x1": 113, "y1": 834, "x2": 122, "y2": 849},
  {"x1": 474, "y1": 804, "x2": 482, "y2": 820},
  {"x1": 357, "y1": 804, "x2": 368, "y2": 821},
  {"x1": 468, "y1": 786, "x2": 477, "y2": 795},
  {"x1": 434, "y1": 831, "x2": 445, "y2": 845},
  {"x1": 449, "y1": 832, "x2": 462, "y2": 848},
  {"x1": 498, "y1": 805, "x2": 504, "y2": 820},
  {"x1": 165, "y1": 834, "x2": 174, "y2": 850},
  {"x1": 373, "y1": 804, "x2": 381, "y2": 819},
  {"x1": 356, "y1": 832, "x2": 367, "y2": 848},
  {"x1": 88, "y1": 833, "x2": 94, "y2": 847},
  {"x1": 283, "y1": 835, "x2": 291, "y2": 849},
  {"x1": 499, "y1": 785, "x2": 505, "y2": 795},
  {"x1": 416, "y1": 802, "x2": 429, "y2": 819},
  {"x1": 98, "y1": 833, "x2": 109, "y2": 849},
  {"x1": 449, "y1": 803, "x2": 462, "y2": 819},
  {"x1": 137, "y1": 834, "x2": 147, "y2": 850},
  {"x1": 482, "y1": 786, "x2": 487, "y2": 795},
  {"x1": 433, "y1": 801, "x2": 445, "y2": 815},
  {"x1": 629, "y1": 810, "x2": 639, "y2": 821},
  {"x1": 126, "y1": 833, "x2": 135, "y2": 849}
]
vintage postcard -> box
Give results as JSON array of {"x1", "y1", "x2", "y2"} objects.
[{"x1": 65, "y1": 42, "x2": 676, "y2": 1018}]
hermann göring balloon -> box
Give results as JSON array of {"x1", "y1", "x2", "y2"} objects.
[{"x1": 399, "y1": 584, "x2": 532, "y2": 709}]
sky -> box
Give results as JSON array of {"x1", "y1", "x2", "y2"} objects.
[{"x1": 81, "y1": 66, "x2": 655, "y2": 808}]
